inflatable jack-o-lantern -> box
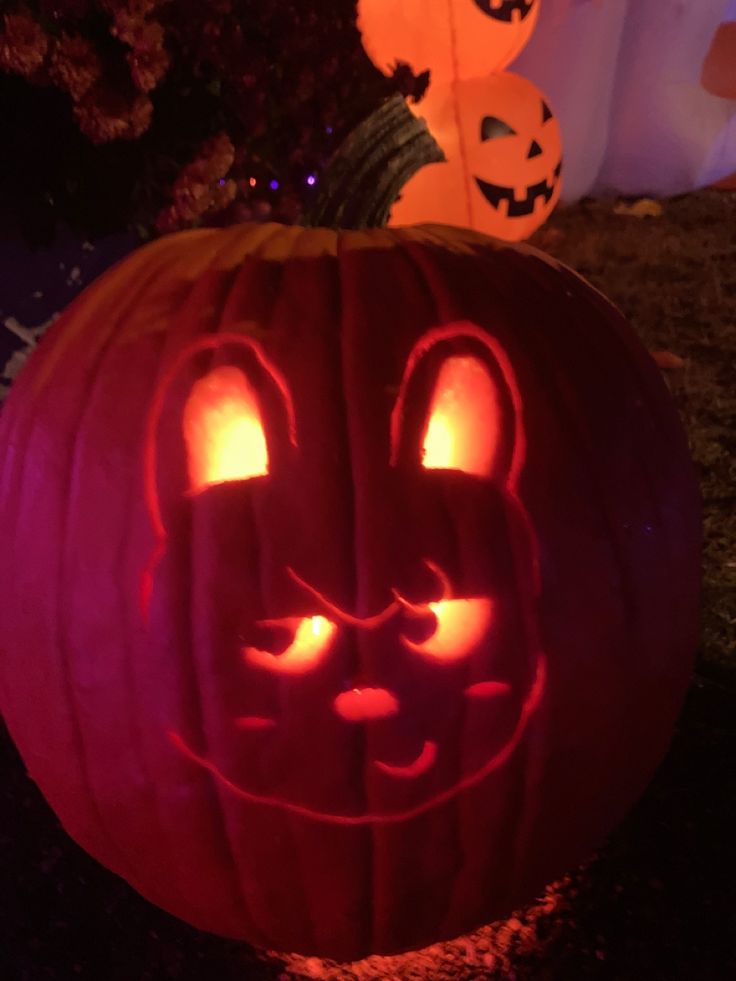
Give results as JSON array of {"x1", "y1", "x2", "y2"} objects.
[
  {"x1": 392, "y1": 73, "x2": 562, "y2": 241},
  {"x1": 0, "y1": 214, "x2": 699, "y2": 959},
  {"x1": 358, "y1": 0, "x2": 540, "y2": 84}
]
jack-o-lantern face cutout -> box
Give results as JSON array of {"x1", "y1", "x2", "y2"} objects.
[
  {"x1": 357, "y1": 0, "x2": 540, "y2": 85},
  {"x1": 392, "y1": 73, "x2": 562, "y2": 242},
  {"x1": 474, "y1": 95, "x2": 561, "y2": 223},
  {"x1": 146, "y1": 324, "x2": 546, "y2": 825}
]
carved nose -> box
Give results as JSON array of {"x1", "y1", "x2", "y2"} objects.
[
  {"x1": 527, "y1": 138, "x2": 543, "y2": 159},
  {"x1": 334, "y1": 687, "x2": 400, "y2": 722}
]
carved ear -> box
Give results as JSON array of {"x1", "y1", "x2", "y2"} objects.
[
  {"x1": 144, "y1": 332, "x2": 297, "y2": 547},
  {"x1": 183, "y1": 365, "x2": 269, "y2": 494},
  {"x1": 390, "y1": 324, "x2": 524, "y2": 487},
  {"x1": 420, "y1": 354, "x2": 499, "y2": 478}
]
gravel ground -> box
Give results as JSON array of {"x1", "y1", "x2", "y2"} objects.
[{"x1": 2, "y1": 190, "x2": 735, "y2": 980}]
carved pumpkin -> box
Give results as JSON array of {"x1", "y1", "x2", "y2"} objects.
[
  {"x1": 357, "y1": 0, "x2": 540, "y2": 84},
  {"x1": 391, "y1": 73, "x2": 562, "y2": 241},
  {"x1": 0, "y1": 222, "x2": 699, "y2": 959}
]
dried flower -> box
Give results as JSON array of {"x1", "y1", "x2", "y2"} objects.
[
  {"x1": 209, "y1": 177, "x2": 237, "y2": 212},
  {"x1": 126, "y1": 21, "x2": 169, "y2": 91},
  {"x1": 3, "y1": 0, "x2": 384, "y2": 236},
  {"x1": 49, "y1": 33, "x2": 102, "y2": 101},
  {"x1": 0, "y1": 12, "x2": 49, "y2": 78},
  {"x1": 39, "y1": 0, "x2": 93, "y2": 22},
  {"x1": 154, "y1": 204, "x2": 179, "y2": 234},
  {"x1": 202, "y1": 132, "x2": 236, "y2": 179},
  {"x1": 156, "y1": 132, "x2": 237, "y2": 230},
  {"x1": 103, "y1": 0, "x2": 158, "y2": 19},
  {"x1": 172, "y1": 178, "x2": 211, "y2": 221},
  {"x1": 74, "y1": 84, "x2": 153, "y2": 143},
  {"x1": 108, "y1": 0, "x2": 163, "y2": 45}
]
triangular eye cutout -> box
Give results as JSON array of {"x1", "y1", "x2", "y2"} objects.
[
  {"x1": 541, "y1": 100, "x2": 553, "y2": 124},
  {"x1": 481, "y1": 115, "x2": 517, "y2": 142},
  {"x1": 183, "y1": 365, "x2": 269, "y2": 494},
  {"x1": 421, "y1": 356, "x2": 499, "y2": 478}
]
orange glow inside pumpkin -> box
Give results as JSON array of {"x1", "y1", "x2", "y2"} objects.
[
  {"x1": 422, "y1": 356, "x2": 498, "y2": 476},
  {"x1": 183, "y1": 365, "x2": 268, "y2": 492},
  {"x1": 402, "y1": 597, "x2": 494, "y2": 661},
  {"x1": 243, "y1": 615, "x2": 338, "y2": 675},
  {"x1": 334, "y1": 687, "x2": 400, "y2": 722}
]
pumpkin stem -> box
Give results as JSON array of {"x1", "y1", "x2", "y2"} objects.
[{"x1": 304, "y1": 94, "x2": 445, "y2": 230}]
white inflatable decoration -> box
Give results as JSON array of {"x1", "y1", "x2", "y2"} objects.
[{"x1": 512, "y1": 0, "x2": 736, "y2": 199}]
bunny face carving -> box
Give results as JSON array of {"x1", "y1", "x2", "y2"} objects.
[{"x1": 144, "y1": 323, "x2": 546, "y2": 825}]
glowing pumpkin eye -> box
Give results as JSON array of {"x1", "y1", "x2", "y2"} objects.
[
  {"x1": 401, "y1": 597, "x2": 494, "y2": 661},
  {"x1": 421, "y1": 355, "x2": 499, "y2": 477},
  {"x1": 243, "y1": 616, "x2": 338, "y2": 675},
  {"x1": 183, "y1": 365, "x2": 269, "y2": 493}
]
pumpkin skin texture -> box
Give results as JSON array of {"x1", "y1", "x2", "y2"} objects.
[{"x1": 0, "y1": 223, "x2": 699, "y2": 959}]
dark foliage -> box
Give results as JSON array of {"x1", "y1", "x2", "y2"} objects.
[{"x1": 0, "y1": 1, "x2": 427, "y2": 243}]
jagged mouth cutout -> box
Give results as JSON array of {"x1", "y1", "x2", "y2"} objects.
[
  {"x1": 476, "y1": 161, "x2": 562, "y2": 217},
  {"x1": 143, "y1": 322, "x2": 547, "y2": 825},
  {"x1": 473, "y1": 97, "x2": 562, "y2": 220}
]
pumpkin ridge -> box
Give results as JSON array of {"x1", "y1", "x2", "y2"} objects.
[
  {"x1": 145, "y1": 234, "x2": 266, "y2": 934},
  {"x1": 392, "y1": 234, "x2": 545, "y2": 923},
  {"x1": 123, "y1": 241, "x2": 263, "y2": 916},
  {"x1": 51, "y1": 279, "x2": 153, "y2": 889},
  {"x1": 547, "y1": 261, "x2": 699, "y2": 677},
  {"x1": 191, "y1": 250, "x2": 283, "y2": 939},
  {"x1": 335, "y1": 228, "x2": 377, "y2": 827}
]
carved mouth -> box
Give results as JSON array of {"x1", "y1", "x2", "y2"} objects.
[
  {"x1": 473, "y1": 0, "x2": 536, "y2": 23},
  {"x1": 233, "y1": 677, "x2": 512, "y2": 782},
  {"x1": 374, "y1": 739, "x2": 438, "y2": 778},
  {"x1": 475, "y1": 161, "x2": 562, "y2": 217},
  {"x1": 167, "y1": 654, "x2": 546, "y2": 825}
]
